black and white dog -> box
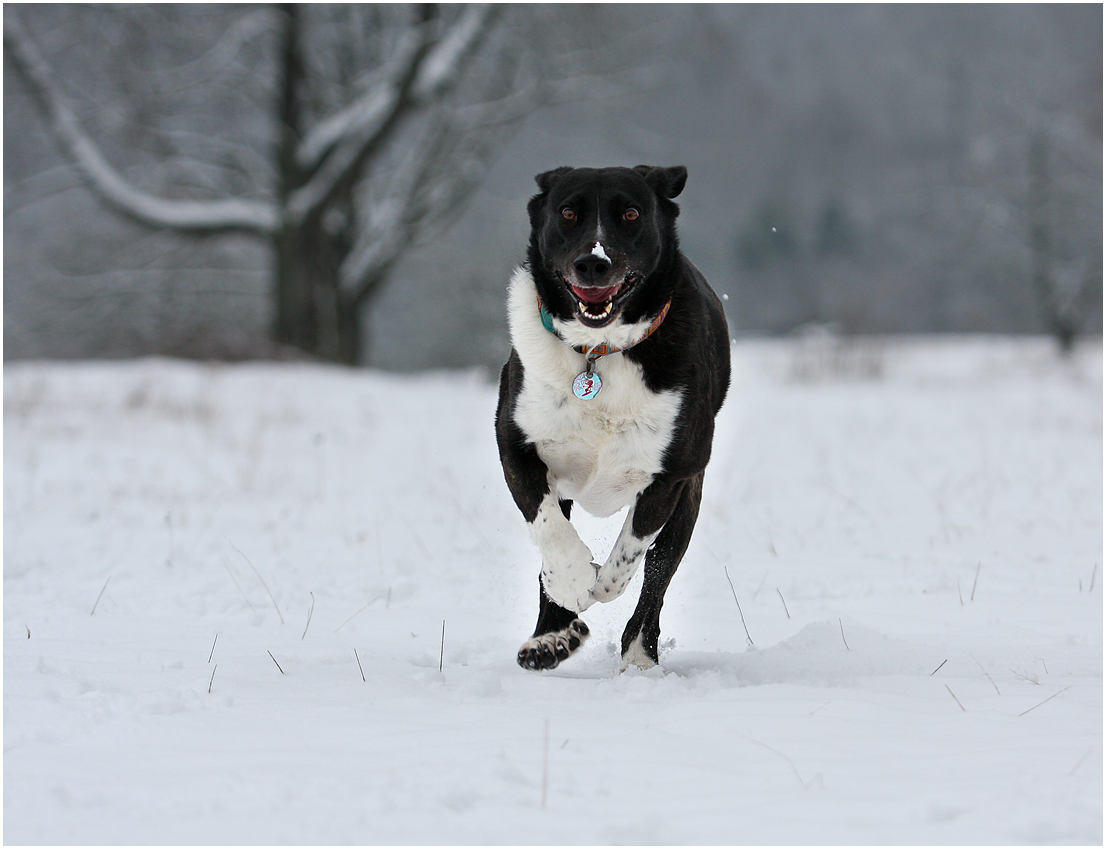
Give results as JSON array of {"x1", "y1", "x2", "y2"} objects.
[{"x1": 495, "y1": 165, "x2": 730, "y2": 671}]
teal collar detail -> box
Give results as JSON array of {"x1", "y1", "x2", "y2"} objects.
[{"x1": 539, "y1": 300, "x2": 556, "y2": 334}]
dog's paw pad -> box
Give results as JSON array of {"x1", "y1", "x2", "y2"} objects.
[{"x1": 517, "y1": 620, "x2": 589, "y2": 671}]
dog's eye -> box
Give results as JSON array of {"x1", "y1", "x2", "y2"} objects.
[
  {"x1": 623, "y1": 208, "x2": 640, "y2": 222},
  {"x1": 560, "y1": 207, "x2": 577, "y2": 222}
]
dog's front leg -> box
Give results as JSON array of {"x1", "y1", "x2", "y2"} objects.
[
  {"x1": 496, "y1": 362, "x2": 598, "y2": 615},
  {"x1": 588, "y1": 506, "x2": 659, "y2": 605},
  {"x1": 497, "y1": 436, "x2": 593, "y2": 670},
  {"x1": 530, "y1": 489, "x2": 599, "y2": 613}
]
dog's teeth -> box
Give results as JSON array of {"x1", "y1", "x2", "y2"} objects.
[{"x1": 579, "y1": 301, "x2": 614, "y2": 320}]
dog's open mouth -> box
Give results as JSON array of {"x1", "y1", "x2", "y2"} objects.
[{"x1": 560, "y1": 272, "x2": 642, "y2": 327}]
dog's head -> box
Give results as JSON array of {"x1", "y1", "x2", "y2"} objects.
[{"x1": 526, "y1": 165, "x2": 687, "y2": 337}]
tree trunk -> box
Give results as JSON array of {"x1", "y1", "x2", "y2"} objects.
[
  {"x1": 273, "y1": 223, "x2": 320, "y2": 354},
  {"x1": 1028, "y1": 130, "x2": 1077, "y2": 355},
  {"x1": 270, "y1": 3, "x2": 365, "y2": 365},
  {"x1": 272, "y1": 4, "x2": 317, "y2": 356},
  {"x1": 333, "y1": 294, "x2": 363, "y2": 366},
  {"x1": 272, "y1": 214, "x2": 369, "y2": 363}
]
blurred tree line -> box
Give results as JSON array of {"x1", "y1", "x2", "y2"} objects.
[{"x1": 4, "y1": 4, "x2": 1101, "y2": 367}]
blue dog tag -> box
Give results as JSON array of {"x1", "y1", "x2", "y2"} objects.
[{"x1": 572, "y1": 370, "x2": 602, "y2": 400}]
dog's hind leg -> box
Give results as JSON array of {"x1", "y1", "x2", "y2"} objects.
[
  {"x1": 620, "y1": 473, "x2": 704, "y2": 669},
  {"x1": 517, "y1": 576, "x2": 590, "y2": 670}
]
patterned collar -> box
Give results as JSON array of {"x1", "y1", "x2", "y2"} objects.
[{"x1": 537, "y1": 296, "x2": 672, "y2": 358}]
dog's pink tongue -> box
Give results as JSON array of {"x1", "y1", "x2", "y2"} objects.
[{"x1": 571, "y1": 284, "x2": 621, "y2": 304}]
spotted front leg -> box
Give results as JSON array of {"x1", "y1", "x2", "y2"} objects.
[
  {"x1": 589, "y1": 506, "x2": 658, "y2": 604},
  {"x1": 530, "y1": 493, "x2": 599, "y2": 612}
]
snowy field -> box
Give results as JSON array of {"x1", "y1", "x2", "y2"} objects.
[{"x1": 4, "y1": 335, "x2": 1102, "y2": 845}]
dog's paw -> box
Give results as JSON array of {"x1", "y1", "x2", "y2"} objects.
[
  {"x1": 517, "y1": 620, "x2": 590, "y2": 671},
  {"x1": 541, "y1": 560, "x2": 600, "y2": 612},
  {"x1": 620, "y1": 632, "x2": 657, "y2": 671}
]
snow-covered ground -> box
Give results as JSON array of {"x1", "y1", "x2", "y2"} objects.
[{"x1": 4, "y1": 336, "x2": 1101, "y2": 845}]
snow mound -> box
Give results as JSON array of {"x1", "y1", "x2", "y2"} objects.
[{"x1": 666, "y1": 620, "x2": 937, "y2": 686}]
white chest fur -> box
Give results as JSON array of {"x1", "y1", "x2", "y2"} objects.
[{"x1": 507, "y1": 268, "x2": 683, "y2": 518}]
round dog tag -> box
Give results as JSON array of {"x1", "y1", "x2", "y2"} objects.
[{"x1": 572, "y1": 370, "x2": 602, "y2": 400}]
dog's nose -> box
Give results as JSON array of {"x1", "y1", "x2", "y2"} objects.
[{"x1": 573, "y1": 253, "x2": 611, "y2": 283}]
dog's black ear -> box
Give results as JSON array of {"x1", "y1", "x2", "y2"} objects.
[
  {"x1": 529, "y1": 167, "x2": 573, "y2": 229},
  {"x1": 634, "y1": 165, "x2": 688, "y2": 199},
  {"x1": 534, "y1": 166, "x2": 573, "y2": 194}
]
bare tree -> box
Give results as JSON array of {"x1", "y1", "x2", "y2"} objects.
[
  {"x1": 1027, "y1": 128, "x2": 1101, "y2": 355},
  {"x1": 4, "y1": 5, "x2": 578, "y2": 363}
]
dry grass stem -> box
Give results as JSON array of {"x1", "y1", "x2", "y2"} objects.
[
  {"x1": 1018, "y1": 686, "x2": 1070, "y2": 716},
  {"x1": 439, "y1": 620, "x2": 446, "y2": 672},
  {"x1": 165, "y1": 512, "x2": 175, "y2": 568},
  {"x1": 223, "y1": 558, "x2": 255, "y2": 610},
  {"x1": 930, "y1": 659, "x2": 948, "y2": 675},
  {"x1": 752, "y1": 568, "x2": 770, "y2": 600},
  {"x1": 1069, "y1": 747, "x2": 1095, "y2": 776},
  {"x1": 972, "y1": 655, "x2": 1001, "y2": 695},
  {"x1": 945, "y1": 685, "x2": 966, "y2": 712},
  {"x1": 970, "y1": 562, "x2": 981, "y2": 601},
  {"x1": 738, "y1": 732, "x2": 806, "y2": 787},
  {"x1": 302, "y1": 592, "x2": 315, "y2": 639},
  {"x1": 406, "y1": 519, "x2": 433, "y2": 562},
  {"x1": 91, "y1": 575, "x2": 111, "y2": 616},
  {"x1": 723, "y1": 565, "x2": 754, "y2": 646},
  {"x1": 776, "y1": 588, "x2": 791, "y2": 619},
  {"x1": 542, "y1": 718, "x2": 550, "y2": 809},
  {"x1": 208, "y1": 664, "x2": 217, "y2": 694},
  {"x1": 354, "y1": 649, "x2": 366, "y2": 682},
  {"x1": 267, "y1": 650, "x2": 285, "y2": 675},
  {"x1": 231, "y1": 540, "x2": 284, "y2": 624},
  {"x1": 334, "y1": 594, "x2": 384, "y2": 632},
  {"x1": 838, "y1": 618, "x2": 850, "y2": 650},
  {"x1": 208, "y1": 634, "x2": 218, "y2": 663}
]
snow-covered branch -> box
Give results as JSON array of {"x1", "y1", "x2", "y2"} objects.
[
  {"x1": 4, "y1": 14, "x2": 278, "y2": 236},
  {"x1": 293, "y1": 28, "x2": 426, "y2": 174},
  {"x1": 159, "y1": 7, "x2": 278, "y2": 92},
  {"x1": 410, "y1": 5, "x2": 499, "y2": 102},
  {"x1": 284, "y1": 5, "x2": 499, "y2": 229},
  {"x1": 339, "y1": 107, "x2": 507, "y2": 303},
  {"x1": 283, "y1": 36, "x2": 433, "y2": 225}
]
